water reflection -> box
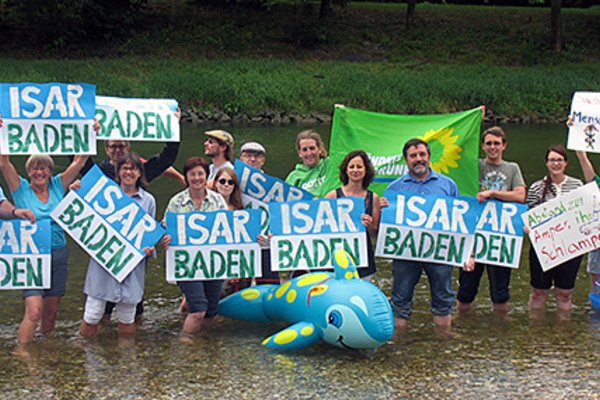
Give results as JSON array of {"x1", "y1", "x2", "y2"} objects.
[{"x1": 0, "y1": 123, "x2": 599, "y2": 399}]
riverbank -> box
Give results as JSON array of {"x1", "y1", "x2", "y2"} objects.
[
  {"x1": 1, "y1": 58, "x2": 598, "y2": 124},
  {"x1": 1, "y1": 3, "x2": 599, "y2": 123}
]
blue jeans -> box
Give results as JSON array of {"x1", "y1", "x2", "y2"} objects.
[
  {"x1": 457, "y1": 263, "x2": 511, "y2": 305},
  {"x1": 391, "y1": 260, "x2": 455, "y2": 320},
  {"x1": 178, "y1": 280, "x2": 224, "y2": 317}
]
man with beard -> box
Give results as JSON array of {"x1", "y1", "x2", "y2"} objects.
[
  {"x1": 204, "y1": 129, "x2": 234, "y2": 184},
  {"x1": 383, "y1": 138, "x2": 472, "y2": 331}
]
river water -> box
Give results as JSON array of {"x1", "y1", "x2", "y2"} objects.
[{"x1": 1, "y1": 123, "x2": 599, "y2": 399}]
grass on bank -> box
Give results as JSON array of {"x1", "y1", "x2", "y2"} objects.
[{"x1": 1, "y1": 58, "x2": 599, "y2": 120}]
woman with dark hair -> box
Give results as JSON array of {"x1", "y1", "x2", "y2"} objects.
[
  {"x1": 162, "y1": 157, "x2": 228, "y2": 338},
  {"x1": 526, "y1": 145, "x2": 583, "y2": 313},
  {"x1": 213, "y1": 167, "x2": 243, "y2": 211},
  {"x1": 79, "y1": 153, "x2": 156, "y2": 341},
  {"x1": 324, "y1": 150, "x2": 380, "y2": 280}
]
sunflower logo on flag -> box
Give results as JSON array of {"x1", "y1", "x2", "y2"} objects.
[{"x1": 419, "y1": 127, "x2": 463, "y2": 174}]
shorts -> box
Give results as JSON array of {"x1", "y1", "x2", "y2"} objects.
[
  {"x1": 587, "y1": 249, "x2": 600, "y2": 274},
  {"x1": 529, "y1": 247, "x2": 582, "y2": 290},
  {"x1": 23, "y1": 246, "x2": 69, "y2": 298},
  {"x1": 457, "y1": 262, "x2": 511, "y2": 305},
  {"x1": 178, "y1": 280, "x2": 224, "y2": 317},
  {"x1": 84, "y1": 296, "x2": 137, "y2": 324}
]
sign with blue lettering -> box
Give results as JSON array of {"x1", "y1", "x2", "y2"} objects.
[
  {"x1": 376, "y1": 190, "x2": 481, "y2": 267},
  {"x1": 235, "y1": 160, "x2": 313, "y2": 237},
  {"x1": 567, "y1": 92, "x2": 600, "y2": 152},
  {"x1": 96, "y1": 96, "x2": 180, "y2": 142},
  {"x1": 165, "y1": 209, "x2": 262, "y2": 280},
  {"x1": 474, "y1": 200, "x2": 527, "y2": 268},
  {"x1": 51, "y1": 165, "x2": 164, "y2": 282},
  {"x1": 269, "y1": 197, "x2": 367, "y2": 270},
  {"x1": 0, "y1": 220, "x2": 51, "y2": 289},
  {"x1": 0, "y1": 82, "x2": 97, "y2": 155}
]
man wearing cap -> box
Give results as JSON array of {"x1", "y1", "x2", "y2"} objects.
[
  {"x1": 237, "y1": 141, "x2": 280, "y2": 285},
  {"x1": 204, "y1": 129, "x2": 235, "y2": 182},
  {"x1": 239, "y1": 141, "x2": 266, "y2": 170}
]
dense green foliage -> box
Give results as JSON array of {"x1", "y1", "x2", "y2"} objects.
[
  {"x1": 0, "y1": 58, "x2": 598, "y2": 121},
  {"x1": 0, "y1": 2, "x2": 599, "y2": 120}
]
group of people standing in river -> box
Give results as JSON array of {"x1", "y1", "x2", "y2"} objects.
[{"x1": 1, "y1": 116, "x2": 599, "y2": 347}]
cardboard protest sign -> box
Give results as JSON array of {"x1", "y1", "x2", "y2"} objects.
[
  {"x1": 567, "y1": 92, "x2": 600, "y2": 153},
  {"x1": 51, "y1": 165, "x2": 164, "y2": 282},
  {"x1": 523, "y1": 182, "x2": 600, "y2": 271},
  {"x1": 0, "y1": 220, "x2": 51, "y2": 290},
  {"x1": 376, "y1": 190, "x2": 481, "y2": 267},
  {"x1": 0, "y1": 82, "x2": 96, "y2": 155},
  {"x1": 235, "y1": 160, "x2": 314, "y2": 236},
  {"x1": 165, "y1": 209, "x2": 262, "y2": 281},
  {"x1": 269, "y1": 197, "x2": 367, "y2": 271},
  {"x1": 474, "y1": 200, "x2": 527, "y2": 268},
  {"x1": 95, "y1": 96, "x2": 180, "y2": 142}
]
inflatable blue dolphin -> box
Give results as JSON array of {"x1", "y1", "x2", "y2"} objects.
[{"x1": 218, "y1": 250, "x2": 394, "y2": 350}]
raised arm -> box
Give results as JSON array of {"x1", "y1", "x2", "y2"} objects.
[
  {"x1": 0, "y1": 155, "x2": 22, "y2": 193},
  {"x1": 576, "y1": 150, "x2": 596, "y2": 183},
  {"x1": 61, "y1": 155, "x2": 90, "y2": 190}
]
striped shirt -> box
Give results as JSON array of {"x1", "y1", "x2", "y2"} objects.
[{"x1": 526, "y1": 175, "x2": 583, "y2": 208}]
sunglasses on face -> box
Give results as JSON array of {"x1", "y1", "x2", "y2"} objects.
[{"x1": 217, "y1": 178, "x2": 235, "y2": 186}]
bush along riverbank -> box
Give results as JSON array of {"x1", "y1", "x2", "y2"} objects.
[{"x1": 1, "y1": 58, "x2": 599, "y2": 124}]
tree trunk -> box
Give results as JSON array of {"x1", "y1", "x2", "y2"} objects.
[
  {"x1": 406, "y1": 0, "x2": 416, "y2": 28},
  {"x1": 320, "y1": 0, "x2": 332, "y2": 19},
  {"x1": 550, "y1": 0, "x2": 562, "y2": 53}
]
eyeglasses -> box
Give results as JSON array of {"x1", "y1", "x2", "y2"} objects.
[
  {"x1": 547, "y1": 158, "x2": 565, "y2": 164},
  {"x1": 217, "y1": 178, "x2": 235, "y2": 186},
  {"x1": 108, "y1": 144, "x2": 127, "y2": 150},
  {"x1": 484, "y1": 141, "x2": 503, "y2": 146}
]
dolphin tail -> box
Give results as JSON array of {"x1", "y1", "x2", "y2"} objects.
[{"x1": 218, "y1": 285, "x2": 276, "y2": 323}]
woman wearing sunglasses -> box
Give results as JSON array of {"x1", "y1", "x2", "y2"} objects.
[{"x1": 213, "y1": 167, "x2": 243, "y2": 211}]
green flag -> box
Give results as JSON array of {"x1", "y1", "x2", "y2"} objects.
[{"x1": 323, "y1": 106, "x2": 482, "y2": 197}]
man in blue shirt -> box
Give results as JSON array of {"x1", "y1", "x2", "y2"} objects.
[{"x1": 384, "y1": 138, "x2": 472, "y2": 332}]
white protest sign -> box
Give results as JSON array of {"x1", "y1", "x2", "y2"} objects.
[
  {"x1": 376, "y1": 190, "x2": 481, "y2": 267},
  {"x1": 51, "y1": 166, "x2": 164, "y2": 282},
  {"x1": 95, "y1": 96, "x2": 180, "y2": 142},
  {"x1": 0, "y1": 82, "x2": 97, "y2": 155},
  {"x1": 165, "y1": 209, "x2": 262, "y2": 281},
  {"x1": 567, "y1": 92, "x2": 600, "y2": 153},
  {"x1": 523, "y1": 182, "x2": 600, "y2": 271}
]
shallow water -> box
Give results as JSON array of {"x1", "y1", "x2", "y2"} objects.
[{"x1": 1, "y1": 123, "x2": 599, "y2": 399}]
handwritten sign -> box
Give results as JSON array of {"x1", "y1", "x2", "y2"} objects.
[
  {"x1": 376, "y1": 190, "x2": 481, "y2": 267},
  {"x1": 51, "y1": 165, "x2": 164, "y2": 282},
  {"x1": 474, "y1": 200, "x2": 527, "y2": 268},
  {"x1": 0, "y1": 82, "x2": 96, "y2": 155},
  {"x1": 523, "y1": 182, "x2": 600, "y2": 271},
  {"x1": 0, "y1": 220, "x2": 51, "y2": 289},
  {"x1": 95, "y1": 96, "x2": 179, "y2": 142},
  {"x1": 567, "y1": 92, "x2": 600, "y2": 153},
  {"x1": 269, "y1": 198, "x2": 367, "y2": 271},
  {"x1": 235, "y1": 160, "x2": 313, "y2": 236},
  {"x1": 165, "y1": 209, "x2": 262, "y2": 281}
]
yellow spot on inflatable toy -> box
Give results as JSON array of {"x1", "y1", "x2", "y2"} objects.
[
  {"x1": 262, "y1": 337, "x2": 270, "y2": 345},
  {"x1": 297, "y1": 273, "x2": 330, "y2": 287},
  {"x1": 345, "y1": 271, "x2": 353, "y2": 280},
  {"x1": 335, "y1": 250, "x2": 349, "y2": 268},
  {"x1": 301, "y1": 326, "x2": 314, "y2": 336},
  {"x1": 274, "y1": 330, "x2": 298, "y2": 345},
  {"x1": 267, "y1": 294, "x2": 273, "y2": 301},
  {"x1": 309, "y1": 285, "x2": 328, "y2": 297},
  {"x1": 241, "y1": 289, "x2": 261, "y2": 300},
  {"x1": 286, "y1": 289, "x2": 297, "y2": 303},
  {"x1": 276, "y1": 281, "x2": 291, "y2": 298}
]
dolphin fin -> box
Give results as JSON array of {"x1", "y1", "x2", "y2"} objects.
[
  {"x1": 219, "y1": 285, "x2": 277, "y2": 323},
  {"x1": 262, "y1": 321, "x2": 321, "y2": 350}
]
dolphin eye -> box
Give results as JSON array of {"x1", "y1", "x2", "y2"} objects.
[{"x1": 327, "y1": 310, "x2": 342, "y2": 328}]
